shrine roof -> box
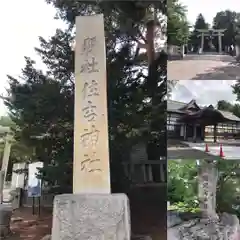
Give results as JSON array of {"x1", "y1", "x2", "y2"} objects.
[
  {"x1": 167, "y1": 100, "x2": 190, "y2": 113},
  {"x1": 218, "y1": 110, "x2": 240, "y2": 122},
  {"x1": 167, "y1": 99, "x2": 240, "y2": 122}
]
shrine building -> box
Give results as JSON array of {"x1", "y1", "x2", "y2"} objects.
[{"x1": 167, "y1": 99, "x2": 240, "y2": 142}]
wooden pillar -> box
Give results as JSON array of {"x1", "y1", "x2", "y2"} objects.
[
  {"x1": 218, "y1": 32, "x2": 222, "y2": 53},
  {"x1": 184, "y1": 124, "x2": 187, "y2": 141},
  {"x1": 213, "y1": 124, "x2": 217, "y2": 143},
  {"x1": 201, "y1": 32, "x2": 204, "y2": 53},
  {"x1": 193, "y1": 124, "x2": 197, "y2": 142}
]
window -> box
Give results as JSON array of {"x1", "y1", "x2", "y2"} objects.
[{"x1": 167, "y1": 125, "x2": 175, "y2": 131}]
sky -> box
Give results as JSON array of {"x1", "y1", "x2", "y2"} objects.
[
  {"x1": 1, "y1": 1, "x2": 239, "y2": 116},
  {"x1": 170, "y1": 80, "x2": 237, "y2": 106},
  {"x1": 0, "y1": 0, "x2": 66, "y2": 116},
  {"x1": 179, "y1": 0, "x2": 240, "y2": 26}
]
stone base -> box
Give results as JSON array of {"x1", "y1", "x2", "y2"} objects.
[
  {"x1": 43, "y1": 235, "x2": 152, "y2": 240},
  {"x1": 0, "y1": 205, "x2": 13, "y2": 239},
  {"x1": 168, "y1": 213, "x2": 239, "y2": 240},
  {"x1": 0, "y1": 226, "x2": 11, "y2": 239},
  {"x1": 52, "y1": 193, "x2": 131, "y2": 240}
]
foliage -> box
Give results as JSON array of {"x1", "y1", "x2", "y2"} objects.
[
  {"x1": 168, "y1": 160, "x2": 240, "y2": 217},
  {"x1": 213, "y1": 10, "x2": 240, "y2": 49},
  {"x1": 217, "y1": 100, "x2": 234, "y2": 111},
  {"x1": 4, "y1": 1, "x2": 167, "y2": 193},
  {"x1": 217, "y1": 99, "x2": 240, "y2": 119},
  {"x1": 188, "y1": 14, "x2": 209, "y2": 52},
  {"x1": 167, "y1": 0, "x2": 190, "y2": 45},
  {"x1": 168, "y1": 160, "x2": 198, "y2": 205}
]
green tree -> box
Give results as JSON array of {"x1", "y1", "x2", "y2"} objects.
[
  {"x1": 167, "y1": 0, "x2": 190, "y2": 46},
  {"x1": 189, "y1": 14, "x2": 209, "y2": 52},
  {"x1": 168, "y1": 160, "x2": 198, "y2": 205},
  {"x1": 212, "y1": 10, "x2": 240, "y2": 51},
  {"x1": 4, "y1": 1, "x2": 167, "y2": 193},
  {"x1": 168, "y1": 160, "x2": 240, "y2": 217},
  {"x1": 217, "y1": 99, "x2": 240, "y2": 118},
  {"x1": 217, "y1": 100, "x2": 233, "y2": 111}
]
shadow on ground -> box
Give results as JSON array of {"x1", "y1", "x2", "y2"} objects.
[
  {"x1": 167, "y1": 148, "x2": 220, "y2": 160},
  {"x1": 8, "y1": 207, "x2": 52, "y2": 240},
  {"x1": 191, "y1": 61, "x2": 240, "y2": 80},
  {"x1": 8, "y1": 188, "x2": 167, "y2": 240},
  {"x1": 129, "y1": 185, "x2": 166, "y2": 240}
]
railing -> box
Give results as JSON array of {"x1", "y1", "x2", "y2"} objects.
[{"x1": 123, "y1": 160, "x2": 167, "y2": 187}]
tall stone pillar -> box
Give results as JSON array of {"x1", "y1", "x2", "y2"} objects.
[
  {"x1": 218, "y1": 33, "x2": 222, "y2": 54},
  {"x1": 198, "y1": 160, "x2": 219, "y2": 221}
]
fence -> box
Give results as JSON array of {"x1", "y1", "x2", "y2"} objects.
[{"x1": 123, "y1": 160, "x2": 167, "y2": 187}]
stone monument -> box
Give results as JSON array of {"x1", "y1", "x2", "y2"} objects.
[
  {"x1": 52, "y1": 194, "x2": 130, "y2": 240},
  {"x1": 198, "y1": 160, "x2": 219, "y2": 221},
  {"x1": 50, "y1": 14, "x2": 133, "y2": 240},
  {"x1": 167, "y1": 160, "x2": 240, "y2": 240},
  {"x1": 73, "y1": 14, "x2": 110, "y2": 194}
]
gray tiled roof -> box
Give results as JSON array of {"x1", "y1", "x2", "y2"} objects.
[
  {"x1": 167, "y1": 100, "x2": 186, "y2": 113},
  {"x1": 218, "y1": 110, "x2": 240, "y2": 122},
  {"x1": 167, "y1": 99, "x2": 240, "y2": 122}
]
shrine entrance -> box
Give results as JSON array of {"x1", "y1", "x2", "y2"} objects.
[{"x1": 196, "y1": 29, "x2": 226, "y2": 54}]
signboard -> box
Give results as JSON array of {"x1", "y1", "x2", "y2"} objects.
[
  {"x1": 11, "y1": 162, "x2": 27, "y2": 189},
  {"x1": 73, "y1": 14, "x2": 110, "y2": 194},
  {"x1": 27, "y1": 162, "x2": 43, "y2": 197}
]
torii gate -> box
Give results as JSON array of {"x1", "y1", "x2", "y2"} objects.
[{"x1": 196, "y1": 29, "x2": 226, "y2": 54}]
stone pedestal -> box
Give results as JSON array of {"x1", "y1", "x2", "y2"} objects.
[
  {"x1": 198, "y1": 160, "x2": 218, "y2": 221},
  {"x1": 167, "y1": 213, "x2": 240, "y2": 240},
  {"x1": 10, "y1": 188, "x2": 21, "y2": 209},
  {"x1": 0, "y1": 204, "x2": 13, "y2": 238},
  {"x1": 51, "y1": 193, "x2": 131, "y2": 240}
]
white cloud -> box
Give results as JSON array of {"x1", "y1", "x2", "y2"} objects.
[
  {"x1": 179, "y1": 0, "x2": 240, "y2": 26},
  {"x1": 170, "y1": 80, "x2": 237, "y2": 106},
  {"x1": 0, "y1": 0, "x2": 66, "y2": 116}
]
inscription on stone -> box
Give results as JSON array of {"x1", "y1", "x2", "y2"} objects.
[
  {"x1": 74, "y1": 14, "x2": 110, "y2": 193},
  {"x1": 82, "y1": 80, "x2": 99, "y2": 99},
  {"x1": 52, "y1": 194, "x2": 131, "y2": 240},
  {"x1": 82, "y1": 101, "x2": 97, "y2": 122},
  {"x1": 80, "y1": 125, "x2": 99, "y2": 148},
  {"x1": 81, "y1": 152, "x2": 101, "y2": 172}
]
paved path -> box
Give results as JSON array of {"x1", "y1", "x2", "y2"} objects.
[
  {"x1": 168, "y1": 54, "x2": 240, "y2": 80},
  {"x1": 191, "y1": 144, "x2": 240, "y2": 160},
  {"x1": 168, "y1": 147, "x2": 219, "y2": 160},
  {"x1": 184, "y1": 142, "x2": 240, "y2": 160}
]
